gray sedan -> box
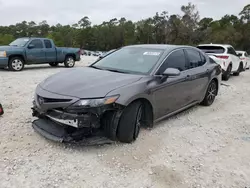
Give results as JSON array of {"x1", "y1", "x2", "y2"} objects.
[{"x1": 32, "y1": 44, "x2": 222, "y2": 143}]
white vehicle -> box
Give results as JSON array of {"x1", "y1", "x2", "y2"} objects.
[
  {"x1": 236, "y1": 51, "x2": 250, "y2": 70},
  {"x1": 197, "y1": 44, "x2": 243, "y2": 81}
]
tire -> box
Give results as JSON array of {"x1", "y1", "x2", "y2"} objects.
[
  {"x1": 117, "y1": 101, "x2": 143, "y2": 143},
  {"x1": 64, "y1": 56, "x2": 75, "y2": 68},
  {"x1": 201, "y1": 80, "x2": 218, "y2": 106},
  {"x1": 8, "y1": 57, "x2": 24, "y2": 71},
  {"x1": 233, "y1": 63, "x2": 243, "y2": 76},
  {"x1": 49, "y1": 62, "x2": 59, "y2": 67},
  {"x1": 222, "y1": 65, "x2": 232, "y2": 81},
  {"x1": 102, "y1": 111, "x2": 119, "y2": 141}
]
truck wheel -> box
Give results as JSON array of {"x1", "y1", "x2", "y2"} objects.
[
  {"x1": 117, "y1": 101, "x2": 143, "y2": 143},
  {"x1": 8, "y1": 57, "x2": 24, "y2": 71},
  {"x1": 64, "y1": 56, "x2": 75, "y2": 68},
  {"x1": 49, "y1": 62, "x2": 59, "y2": 67}
]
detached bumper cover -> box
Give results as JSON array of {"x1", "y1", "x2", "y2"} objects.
[{"x1": 32, "y1": 118, "x2": 114, "y2": 144}]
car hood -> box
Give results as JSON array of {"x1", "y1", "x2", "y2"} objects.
[
  {"x1": 39, "y1": 67, "x2": 142, "y2": 98},
  {"x1": 0, "y1": 46, "x2": 24, "y2": 51}
]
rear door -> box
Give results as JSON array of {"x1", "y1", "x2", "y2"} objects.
[
  {"x1": 26, "y1": 39, "x2": 46, "y2": 63},
  {"x1": 44, "y1": 39, "x2": 57, "y2": 62},
  {"x1": 184, "y1": 48, "x2": 209, "y2": 102}
]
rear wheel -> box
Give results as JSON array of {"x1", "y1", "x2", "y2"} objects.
[
  {"x1": 8, "y1": 57, "x2": 24, "y2": 71},
  {"x1": 49, "y1": 62, "x2": 59, "y2": 67},
  {"x1": 201, "y1": 80, "x2": 218, "y2": 106},
  {"x1": 117, "y1": 101, "x2": 143, "y2": 143},
  {"x1": 222, "y1": 65, "x2": 232, "y2": 81},
  {"x1": 233, "y1": 63, "x2": 243, "y2": 76},
  {"x1": 64, "y1": 56, "x2": 75, "y2": 68}
]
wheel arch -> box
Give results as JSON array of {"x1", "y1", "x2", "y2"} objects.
[
  {"x1": 65, "y1": 53, "x2": 76, "y2": 61},
  {"x1": 123, "y1": 97, "x2": 154, "y2": 128},
  {"x1": 8, "y1": 54, "x2": 25, "y2": 63}
]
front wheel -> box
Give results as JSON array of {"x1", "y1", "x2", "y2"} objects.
[
  {"x1": 8, "y1": 57, "x2": 24, "y2": 71},
  {"x1": 201, "y1": 80, "x2": 218, "y2": 106},
  {"x1": 117, "y1": 101, "x2": 143, "y2": 143},
  {"x1": 64, "y1": 56, "x2": 75, "y2": 68}
]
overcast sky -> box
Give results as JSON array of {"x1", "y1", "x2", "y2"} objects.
[{"x1": 0, "y1": 0, "x2": 248, "y2": 26}]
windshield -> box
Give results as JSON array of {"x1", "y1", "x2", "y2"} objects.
[
  {"x1": 92, "y1": 47, "x2": 164, "y2": 74},
  {"x1": 237, "y1": 52, "x2": 243, "y2": 56},
  {"x1": 197, "y1": 46, "x2": 225, "y2": 54},
  {"x1": 9, "y1": 38, "x2": 30, "y2": 47}
]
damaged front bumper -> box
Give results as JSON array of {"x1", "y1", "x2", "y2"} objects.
[{"x1": 31, "y1": 99, "x2": 122, "y2": 143}]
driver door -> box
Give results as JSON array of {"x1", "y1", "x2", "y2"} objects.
[
  {"x1": 152, "y1": 49, "x2": 191, "y2": 120},
  {"x1": 26, "y1": 39, "x2": 46, "y2": 64}
]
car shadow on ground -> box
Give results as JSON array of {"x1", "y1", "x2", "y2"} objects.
[{"x1": 39, "y1": 104, "x2": 202, "y2": 151}]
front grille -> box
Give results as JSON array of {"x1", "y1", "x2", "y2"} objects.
[{"x1": 37, "y1": 95, "x2": 72, "y2": 104}]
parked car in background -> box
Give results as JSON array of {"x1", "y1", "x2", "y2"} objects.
[
  {"x1": 0, "y1": 37, "x2": 81, "y2": 71},
  {"x1": 197, "y1": 44, "x2": 243, "y2": 81},
  {"x1": 32, "y1": 44, "x2": 221, "y2": 143},
  {"x1": 236, "y1": 51, "x2": 250, "y2": 70},
  {"x1": 97, "y1": 49, "x2": 116, "y2": 60},
  {"x1": 0, "y1": 103, "x2": 4, "y2": 116}
]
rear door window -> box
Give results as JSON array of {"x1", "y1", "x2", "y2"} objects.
[
  {"x1": 44, "y1": 40, "x2": 52, "y2": 48},
  {"x1": 197, "y1": 46, "x2": 225, "y2": 54},
  {"x1": 185, "y1": 49, "x2": 203, "y2": 69}
]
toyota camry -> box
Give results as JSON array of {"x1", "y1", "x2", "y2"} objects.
[{"x1": 32, "y1": 44, "x2": 222, "y2": 143}]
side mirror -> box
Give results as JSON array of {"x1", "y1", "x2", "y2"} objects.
[
  {"x1": 162, "y1": 68, "x2": 181, "y2": 77},
  {"x1": 28, "y1": 44, "x2": 35, "y2": 49}
]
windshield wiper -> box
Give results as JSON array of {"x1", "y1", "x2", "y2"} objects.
[
  {"x1": 105, "y1": 69, "x2": 128, "y2": 74},
  {"x1": 90, "y1": 65, "x2": 104, "y2": 70}
]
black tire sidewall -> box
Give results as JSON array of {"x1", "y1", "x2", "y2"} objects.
[
  {"x1": 49, "y1": 62, "x2": 59, "y2": 67},
  {"x1": 9, "y1": 57, "x2": 24, "y2": 71},
  {"x1": 201, "y1": 80, "x2": 217, "y2": 106},
  {"x1": 117, "y1": 102, "x2": 142, "y2": 143}
]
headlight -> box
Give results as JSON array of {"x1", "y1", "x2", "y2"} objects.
[
  {"x1": 70, "y1": 95, "x2": 119, "y2": 108},
  {"x1": 0, "y1": 51, "x2": 6, "y2": 57}
]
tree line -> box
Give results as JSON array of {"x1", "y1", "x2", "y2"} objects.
[{"x1": 0, "y1": 3, "x2": 250, "y2": 52}]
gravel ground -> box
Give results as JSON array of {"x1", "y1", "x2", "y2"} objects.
[{"x1": 1, "y1": 56, "x2": 250, "y2": 188}]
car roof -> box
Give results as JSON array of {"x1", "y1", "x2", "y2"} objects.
[
  {"x1": 198, "y1": 44, "x2": 232, "y2": 48},
  {"x1": 19, "y1": 37, "x2": 50, "y2": 40},
  {"x1": 124, "y1": 44, "x2": 195, "y2": 51}
]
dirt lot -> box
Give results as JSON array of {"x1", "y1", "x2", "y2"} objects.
[{"x1": 0, "y1": 56, "x2": 250, "y2": 188}]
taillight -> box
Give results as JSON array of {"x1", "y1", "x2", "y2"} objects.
[
  {"x1": 240, "y1": 58, "x2": 245, "y2": 60},
  {"x1": 215, "y1": 55, "x2": 229, "y2": 59}
]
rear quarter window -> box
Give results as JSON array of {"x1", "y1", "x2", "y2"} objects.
[
  {"x1": 209, "y1": 57, "x2": 217, "y2": 64},
  {"x1": 197, "y1": 46, "x2": 225, "y2": 54}
]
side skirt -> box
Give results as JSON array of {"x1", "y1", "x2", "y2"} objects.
[{"x1": 154, "y1": 101, "x2": 199, "y2": 124}]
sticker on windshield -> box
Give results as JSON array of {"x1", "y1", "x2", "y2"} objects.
[{"x1": 143, "y1": 52, "x2": 161, "y2": 56}]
